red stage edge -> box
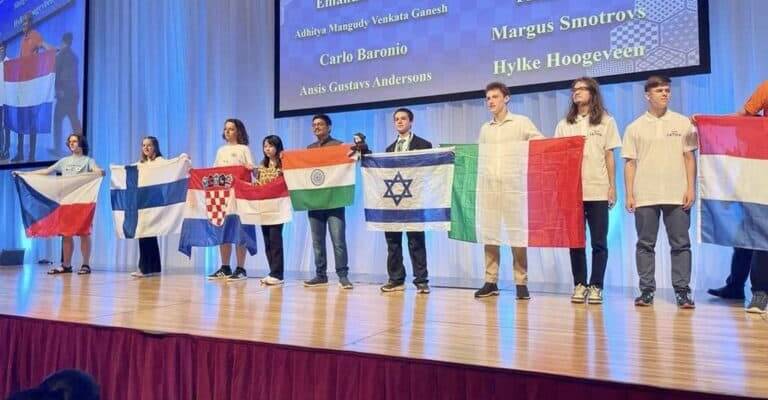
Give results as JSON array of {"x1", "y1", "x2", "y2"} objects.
[{"x1": 0, "y1": 315, "x2": 751, "y2": 400}]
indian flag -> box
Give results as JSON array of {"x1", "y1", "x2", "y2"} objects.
[
  {"x1": 449, "y1": 137, "x2": 585, "y2": 247},
  {"x1": 282, "y1": 145, "x2": 356, "y2": 211}
]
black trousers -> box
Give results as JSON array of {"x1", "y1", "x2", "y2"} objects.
[
  {"x1": 570, "y1": 201, "x2": 609, "y2": 288},
  {"x1": 750, "y1": 250, "x2": 768, "y2": 293},
  {"x1": 261, "y1": 224, "x2": 284, "y2": 280},
  {"x1": 724, "y1": 247, "x2": 753, "y2": 288},
  {"x1": 138, "y1": 237, "x2": 161, "y2": 274},
  {"x1": 53, "y1": 97, "x2": 82, "y2": 147},
  {"x1": 385, "y1": 231, "x2": 428, "y2": 285}
]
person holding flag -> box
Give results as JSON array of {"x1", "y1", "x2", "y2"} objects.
[
  {"x1": 13, "y1": 134, "x2": 104, "y2": 275},
  {"x1": 206, "y1": 119, "x2": 256, "y2": 282},
  {"x1": 255, "y1": 135, "x2": 287, "y2": 286}
]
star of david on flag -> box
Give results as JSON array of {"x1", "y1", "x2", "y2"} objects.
[{"x1": 362, "y1": 148, "x2": 454, "y2": 232}]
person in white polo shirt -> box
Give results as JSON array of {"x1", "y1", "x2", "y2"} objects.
[
  {"x1": 555, "y1": 77, "x2": 621, "y2": 305},
  {"x1": 622, "y1": 75, "x2": 698, "y2": 309}
]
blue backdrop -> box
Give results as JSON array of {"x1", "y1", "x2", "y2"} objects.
[{"x1": 1, "y1": 0, "x2": 766, "y2": 291}]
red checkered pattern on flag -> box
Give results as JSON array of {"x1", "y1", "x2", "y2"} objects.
[{"x1": 205, "y1": 189, "x2": 231, "y2": 226}]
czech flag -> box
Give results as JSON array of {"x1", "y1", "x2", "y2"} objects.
[
  {"x1": 14, "y1": 173, "x2": 103, "y2": 237},
  {"x1": 3, "y1": 50, "x2": 55, "y2": 134}
]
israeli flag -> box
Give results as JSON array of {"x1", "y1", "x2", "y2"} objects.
[
  {"x1": 362, "y1": 148, "x2": 454, "y2": 231},
  {"x1": 110, "y1": 156, "x2": 191, "y2": 239}
]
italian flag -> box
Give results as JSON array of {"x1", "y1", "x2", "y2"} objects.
[
  {"x1": 449, "y1": 137, "x2": 585, "y2": 247},
  {"x1": 282, "y1": 145, "x2": 356, "y2": 211}
]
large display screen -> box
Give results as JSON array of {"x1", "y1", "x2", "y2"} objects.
[
  {"x1": 0, "y1": 0, "x2": 87, "y2": 168},
  {"x1": 276, "y1": 0, "x2": 709, "y2": 117}
]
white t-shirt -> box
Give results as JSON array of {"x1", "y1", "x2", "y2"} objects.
[
  {"x1": 555, "y1": 114, "x2": 621, "y2": 201},
  {"x1": 479, "y1": 112, "x2": 544, "y2": 144},
  {"x1": 621, "y1": 110, "x2": 698, "y2": 207},
  {"x1": 214, "y1": 144, "x2": 254, "y2": 167}
]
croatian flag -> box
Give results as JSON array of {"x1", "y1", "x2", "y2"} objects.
[
  {"x1": 449, "y1": 137, "x2": 585, "y2": 247},
  {"x1": 13, "y1": 172, "x2": 103, "y2": 237},
  {"x1": 282, "y1": 145, "x2": 356, "y2": 211},
  {"x1": 697, "y1": 116, "x2": 768, "y2": 250},
  {"x1": 3, "y1": 50, "x2": 55, "y2": 134},
  {"x1": 178, "y1": 166, "x2": 258, "y2": 257},
  {"x1": 362, "y1": 148, "x2": 454, "y2": 231},
  {"x1": 110, "y1": 156, "x2": 190, "y2": 239}
]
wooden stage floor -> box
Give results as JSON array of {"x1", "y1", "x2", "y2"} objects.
[{"x1": 1, "y1": 265, "x2": 766, "y2": 398}]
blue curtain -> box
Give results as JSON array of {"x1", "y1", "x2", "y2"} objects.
[{"x1": 1, "y1": 0, "x2": 766, "y2": 290}]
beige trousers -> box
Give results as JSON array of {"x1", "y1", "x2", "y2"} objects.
[{"x1": 484, "y1": 245, "x2": 528, "y2": 285}]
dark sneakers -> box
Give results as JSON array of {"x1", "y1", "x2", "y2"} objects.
[
  {"x1": 516, "y1": 285, "x2": 531, "y2": 300},
  {"x1": 415, "y1": 283, "x2": 431, "y2": 294},
  {"x1": 303, "y1": 275, "x2": 329, "y2": 287},
  {"x1": 675, "y1": 290, "x2": 696, "y2": 309},
  {"x1": 474, "y1": 282, "x2": 499, "y2": 298},
  {"x1": 207, "y1": 265, "x2": 232, "y2": 280},
  {"x1": 746, "y1": 291, "x2": 768, "y2": 314},
  {"x1": 634, "y1": 290, "x2": 654, "y2": 306},
  {"x1": 227, "y1": 267, "x2": 248, "y2": 282},
  {"x1": 338, "y1": 276, "x2": 354, "y2": 289},
  {"x1": 707, "y1": 285, "x2": 746, "y2": 300},
  {"x1": 380, "y1": 281, "x2": 405, "y2": 292}
]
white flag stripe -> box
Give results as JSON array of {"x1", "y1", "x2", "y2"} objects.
[
  {"x1": 236, "y1": 197, "x2": 292, "y2": 225},
  {"x1": 362, "y1": 164, "x2": 453, "y2": 210},
  {"x1": 4, "y1": 73, "x2": 55, "y2": 107},
  {"x1": 113, "y1": 203, "x2": 186, "y2": 238},
  {"x1": 476, "y1": 142, "x2": 529, "y2": 246},
  {"x1": 283, "y1": 163, "x2": 355, "y2": 191},
  {"x1": 20, "y1": 173, "x2": 102, "y2": 205},
  {"x1": 700, "y1": 155, "x2": 768, "y2": 204}
]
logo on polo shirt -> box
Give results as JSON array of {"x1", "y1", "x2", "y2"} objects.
[
  {"x1": 587, "y1": 130, "x2": 603, "y2": 137},
  {"x1": 666, "y1": 129, "x2": 682, "y2": 137}
]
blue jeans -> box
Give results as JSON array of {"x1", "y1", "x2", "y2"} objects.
[{"x1": 308, "y1": 207, "x2": 349, "y2": 278}]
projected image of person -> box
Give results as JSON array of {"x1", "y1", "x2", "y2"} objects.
[
  {"x1": 13, "y1": 12, "x2": 53, "y2": 162},
  {"x1": 53, "y1": 32, "x2": 82, "y2": 156},
  {"x1": 303, "y1": 114, "x2": 358, "y2": 289},
  {"x1": 0, "y1": 41, "x2": 9, "y2": 161},
  {"x1": 474, "y1": 82, "x2": 544, "y2": 301},
  {"x1": 623, "y1": 76, "x2": 697, "y2": 309},
  {"x1": 555, "y1": 77, "x2": 621, "y2": 305},
  {"x1": 207, "y1": 118, "x2": 255, "y2": 282},
  {"x1": 379, "y1": 108, "x2": 432, "y2": 295}
]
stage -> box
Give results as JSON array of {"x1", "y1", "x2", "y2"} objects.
[{"x1": 0, "y1": 265, "x2": 766, "y2": 399}]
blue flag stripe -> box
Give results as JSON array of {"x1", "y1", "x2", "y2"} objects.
[
  {"x1": 111, "y1": 178, "x2": 188, "y2": 211},
  {"x1": 122, "y1": 166, "x2": 139, "y2": 238},
  {"x1": 362, "y1": 152, "x2": 454, "y2": 169},
  {"x1": 364, "y1": 208, "x2": 451, "y2": 223},
  {"x1": 178, "y1": 215, "x2": 258, "y2": 257},
  {"x1": 701, "y1": 199, "x2": 768, "y2": 250}
]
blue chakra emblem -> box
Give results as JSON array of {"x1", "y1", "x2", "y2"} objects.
[{"x1": 310, "y1": 169, "x2": 325, "y2": 186}]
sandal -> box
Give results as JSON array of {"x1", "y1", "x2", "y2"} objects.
[
  {"x1": 47, "y1": 266, "x2": 73, "y2": 275},
  {"x1": 77, "y1": 265, "x2": 92, "y2": 275}
]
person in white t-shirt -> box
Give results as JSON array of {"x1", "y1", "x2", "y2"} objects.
[
  {"x1": 555, "y1": 77, "x2": 621, "y2": 305},
  {"x1": 474, "y1": 82, "x2": 545, "y2": 301},
  {"x1": 206, "y1": 119, "x2": 255, "y2": 282},
  {"x1": 622, "y1": 76, "x2": 697, "y2": 309}
]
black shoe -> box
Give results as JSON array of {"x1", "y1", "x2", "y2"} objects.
[
  {"x1": 516, "y1": 285, "x2": 531, "y2": 300},
  {"x1": 303, "y1": 275, "x2": 329, "y2": 287},
  {"x1": 474, "y1": 282, "x2": 499, "y2": 298},
  {"x1": 707, "y1": 285, "x2": 745, "y2": 300},
  {"x1": 675, "y1": 290, "x2": 695, "y2": 309},
  {"x1": 207, "y1": 265, "x2": 232, "y2": 280},
  {"x1": 227, "y1": 267, "x2": 248, "y2": 282},
  {"x1": 380, "y1": 281, "x2": 405, "y2": 292},
  {"x1": 746, "y1": 291, "x2": 768, "y2": 314},
  {"x1": 415, "y1": 283, "x2": 431, "y2": 294},
  {"x1": 338, "y1": 276, "x2": 354, "y2": 289},
  {"x1": 634, "y1": 290, "x2": 654, "y2": 306}
]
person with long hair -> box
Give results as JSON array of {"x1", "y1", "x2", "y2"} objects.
[
  {"x1": 207, "y1": 119, "x2": 255, "y2": 282},
  {"x1": 130, "y1": 136, "x2": 164, "y2": 278},
  {"x1": 255, "y1": 135, "x2": 286, "y2": 286},
  {"x1": 13, "y1": 134, "x2": 103, "y2": 275},
  {"x1": 555, "y1": 77, "x2": 621, "y2": 304}
]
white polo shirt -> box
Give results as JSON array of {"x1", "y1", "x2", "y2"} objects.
[
  {"x1": 555, "y1": 114, "x2": 621, "y2": 201},
  {"x1": 621, "y1": 110, "x2": 697, "y2": 207},
  {"x1": 479, "y1": 112, "x2": 544, "y2": 144}
]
